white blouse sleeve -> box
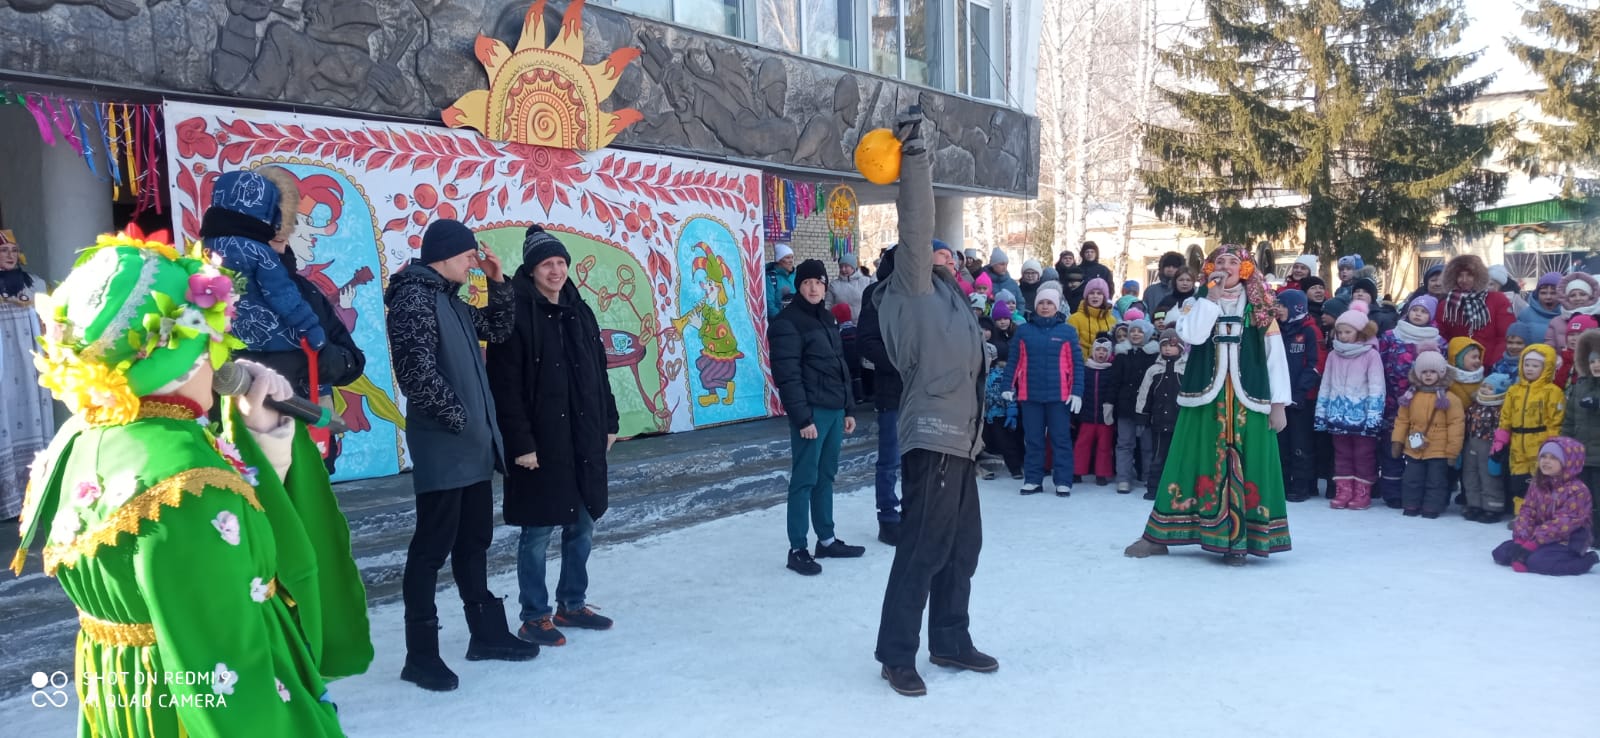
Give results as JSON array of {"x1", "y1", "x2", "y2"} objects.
[
  {"x1": 1264, "y1": 328, "x2": 1292, "y2": 406},
  {"x1": 1174, "y1": 296, "x2": 1221, "y2": 346}
]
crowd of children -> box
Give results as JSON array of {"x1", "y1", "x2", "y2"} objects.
[{"x1": 954, "y1": 246, "x2": 1599, "y2": 576}]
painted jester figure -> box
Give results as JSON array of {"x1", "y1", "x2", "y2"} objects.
[
  {"x1": 12, "y1": 234, "x2": 371, "y2": 736},
  {"x1": 1124, "y1": 245, "x2": 1293, "y2": 565}
]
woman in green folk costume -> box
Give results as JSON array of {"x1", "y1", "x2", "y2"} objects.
[
  {"x1": 12, "y1": 233, "x2": 371, "y2": 737},
  {"x1": 1124, "y1": 244, "x2": 1293, "y2": 565}
]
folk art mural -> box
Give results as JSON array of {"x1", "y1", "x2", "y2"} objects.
[{"x1": 164, "y1": 100, "x2": 776, "y2": 481}]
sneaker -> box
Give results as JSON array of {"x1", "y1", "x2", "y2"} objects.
[
  {"x1": 554, "y1": 605, "x2": 613, "y2": 631},
  {"x1": 881, "y1": 664, "x2": 927, "y2": 697},
  {"x1": 929, "y1": 647, "x2": 999, "y2": 673},
  {"x1": 1020, "y1": 483, "x2": 1042, "y2": 495},
  {"x1": 815, "y1": 539, "x2": 866, "y2": 558},
  {"x1": 1116, "y1": 481, "x2": 1131, "y2": 494},
  {"x1": 787, "y1": 548, "x2": 822, "y2": 575},
  {"x1": 1055, "y1": 485, "x2": 1072, "y2": 497},
  {"x1": 517, "y1": 616, "x2": 567, "y2": 647}
]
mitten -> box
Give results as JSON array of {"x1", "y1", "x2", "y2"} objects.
[{"x1": 1492, "y1": 428, "x2": 1510, "y2": 454}]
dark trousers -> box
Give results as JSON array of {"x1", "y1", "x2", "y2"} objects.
[
  {"x1": 1401, "y1": 457, "x2": 1450, "y2": 513},
  {"x1": 876, "y1": 449, "x2": 983, "y2": 667},
  {"x1": 1493, "y1": 530, "x2": 1599, "y2": 576},
  {"x1": 1280, "y1": 404, "x2": 1316, "y2": 499},
  {"x1": 876, "y1": 409, "x2": 902, "y2": 523},
  {"x1": 1146, "y1": 430, "x2": 1174, "y2": 496},
  {"x1": 983, "y1": 418, "x2": 1024, "y2": 476},
  {"x1": 1583, "y1": 468, "x2": 1600, "y2": 533},
  {"x1": 1377, "y1": 430, "x2": 1406, "y2": 505},
  {"x1": 1509, "y1": 473, "x2": 1532, "y2": 512},
  {"x1": 1315, "y1": 430, "x2": 1335, "y2": 495},
  {"x1": 402, "y1": 480, "x2": 496, "y2": 623},
  {"x1": 1021, "y1": 400, "x2": 1074, "y2": 485}
]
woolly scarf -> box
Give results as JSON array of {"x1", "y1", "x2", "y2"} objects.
[
  {"x1": 1444, "y1": 289, "x2": 1490, "y2": 332},
  {"x1": 1450, "y1": 366, "x2": 1484, "y2": 385},
  {"x1": 1333, "y1": 339, "x2": 1375, "y2": 358},
  {"x1": 1085, "y1": 357, "x2": 1113, "y2": 371},
  {"x1": 1392, "y1": 318, "x2": 1440, "y2": 346},
  {"x1": 1401, "y1": 383, "x2": 1449, "y2": 409},
  {"x1": 0, "y1": 267, "x2": 34, "y2": 298}
]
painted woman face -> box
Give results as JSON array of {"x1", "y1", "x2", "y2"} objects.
[{"x1": 1212, "y1": 254, "x2": 1241, "y2": 284}]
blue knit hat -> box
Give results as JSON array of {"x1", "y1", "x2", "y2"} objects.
[
  {"x1": 1277, "y1": 289, "x2": 1309, "y2": 323},
  {"x1": 1337, "y1": 255, "x2": 1365, "y2": 271}
]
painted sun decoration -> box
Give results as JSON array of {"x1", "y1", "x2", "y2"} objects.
[{"x1": 443, "y1": 0, "x2": 643, "y2": 151}]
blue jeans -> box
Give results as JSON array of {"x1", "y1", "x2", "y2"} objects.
[
  {"x1": 876, "y1": 409, "x2": 902, "y2": 522},
  {"x1": 788, "y1": 407, "x2": 845, "y2": 549},
  {"x1": 1021, "y1": 400, "x2": 1074, "y2": 486},
  {"x1": 516, "y1": 507, "x2": 594, "y2": 622}
]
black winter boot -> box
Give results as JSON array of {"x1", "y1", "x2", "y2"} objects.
[
  {"x1": 401, "y1": 619, "x2": 459, "y2": 692},
  {"x1": 878, "y1": 520, "x2": 901, "y2": 546},
  {"x1": 464, "y1": 599, "x2": 540, "y2": 662},
  {"x1": 881, "y1": 664, "x2": 927, "y2": 696}
]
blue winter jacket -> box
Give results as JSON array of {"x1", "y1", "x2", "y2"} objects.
[
  {"x1": 1004, "y1": 312, "x2": 1085, "y2": 403},
  {"x1": 1514, "y1": 302, "x2": 1561, "y2": 345},
  {"x1": 206, "y1": 171, "x2": 327, "y2": 352},
  {"x1": 1280, "y1": 317, "x2": 1322, "y2": 406},
  {"x1": 765, "y1": 262, "x2": 796, "y2": 318}
]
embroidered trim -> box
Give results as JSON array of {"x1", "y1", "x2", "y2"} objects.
[
  {"x1": 42, "y1": 467, "x2": 262, "y2": 576},
  {"x1": 78, "y1": 610, "x2": 157, "y2": 647},
  {"x1": 137, "y1": 397, "x2": 203, "y2": 421}
]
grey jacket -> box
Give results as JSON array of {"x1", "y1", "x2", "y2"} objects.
[
  {"x1": 826, "y1": 270, "x2": 874, "y2": 323},
  {"x1": 385, "y1": 263, "x2": 515, "y2": 493},
  {"x1": 873, "y1": 147, "x2": 988, "y2": 460}
]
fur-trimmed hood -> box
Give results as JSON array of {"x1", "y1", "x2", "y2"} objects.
[
  {"x1": 1558, "y1": 272, "x2": 1600, "y2": 311},
  {"x1": 1577, "y1": 329, "x2": 1600, "y2": 378},
  {"x1": 1442, "y1": 254, "x2": 1490, "y2": 294}
]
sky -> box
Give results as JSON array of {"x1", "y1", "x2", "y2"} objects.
[{"x1": 1461, "y1": 1, "x2": 1543, "y2": 93}]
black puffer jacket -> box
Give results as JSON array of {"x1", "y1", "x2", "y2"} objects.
[
  {"x1": 487, "y1": 270, "x2": 618, "y2": 527},
  {"x1": 858, "y1": 249, "x2": 902, "y2": 412},
  {"x1": 769, "y1": 295, "x2": 855, "y2": 428},
  {"x1": 1110, "y1": 342, "x2": 1159, "y2": 416}
]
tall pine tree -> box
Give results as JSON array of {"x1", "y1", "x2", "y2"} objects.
[
  {"x1": 1509, "y1": 0, "x2": 1600, "y2": 196},
  {"x1": 1143, "y1": 0, "x2": 1507, "y2": 264}
]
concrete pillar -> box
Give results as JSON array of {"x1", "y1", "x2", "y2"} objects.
[
  {"x1": 934, "y1": 195, "x2": 964, "y2": 252},
  {"x1": 0, "y1": 105, "x2": 114, "y2": 284}
]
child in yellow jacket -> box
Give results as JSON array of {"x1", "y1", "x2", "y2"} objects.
[
  {"x1": 1392, "y1": 349, "x2": 1464, "y2": 517},
  {"x1": 1495, "y1": 343, "x2": 1565, "y2": 512}
]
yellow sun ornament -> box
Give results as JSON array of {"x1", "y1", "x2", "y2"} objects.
[{"x1": 443, "y1": 0, "x2": 644, "y2": 151}]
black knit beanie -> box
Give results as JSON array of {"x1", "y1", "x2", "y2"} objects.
[
  {"x1": 522, "y1": 224, "x2": 569, "y2": 268},
  {"x1": 796, "y1": 258, "x2": 828, "y2": 287},
  {"x1": 420, "y1": 219, "x2": 477, "y2": 264}
]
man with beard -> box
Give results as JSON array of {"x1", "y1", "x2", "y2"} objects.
[{"x1": 873, "y1": 109, "x2": 995, "y2": 696}]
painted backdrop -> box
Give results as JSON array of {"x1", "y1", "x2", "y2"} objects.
[{"x1": 165, "y1": 101, "x2": 776, "y2": 481}]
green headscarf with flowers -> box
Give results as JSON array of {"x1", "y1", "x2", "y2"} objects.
[{"x1": 35, "y1": 233, "x2": 245, "y2": 426}]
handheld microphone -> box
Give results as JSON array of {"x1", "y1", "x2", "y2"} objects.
[{"x1": 213, "y1": 362, "x2": 350, "y2": 433}]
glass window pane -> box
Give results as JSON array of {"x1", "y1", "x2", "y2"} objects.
[
  {"x1": 674, "y1": 0, "x2": 742, "y2": 36},
  {"x1": 971, "y1": 1, "x2": 991, "y2": 98},
  {"x1": 804, "y1": 0, "x2": 853, "y2": 66},
  {"x1": 759, "y1": 0, "x2": 802, "y2": 53},
  {"x1": 613, "y1": 0, "x2": 671, "y2": 22},
  {"x1": 871, "y1": 0, "x2": 900, "y2": 77},
  {"x1": 904, "y1": 0, "x2": 941, "y2": 87},
  {"x1": 956, "y1": 0, "x2": 969, "y2": 94}
]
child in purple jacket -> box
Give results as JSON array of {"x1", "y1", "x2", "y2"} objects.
[{"x1": 1492, "y1": 436, "x2": 1599, "y2": 576}]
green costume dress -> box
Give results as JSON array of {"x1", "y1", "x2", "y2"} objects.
[
  {"x1": 1141, "y1": 280, "x2": 1293, "y2": 556},
  {"x1": 14, "y1": 238, "x2": 371, "y2": 737}
]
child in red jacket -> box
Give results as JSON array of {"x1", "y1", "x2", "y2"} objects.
[{"x1": 1075, "y1": 333, "x2": 1117, "y2": 486}]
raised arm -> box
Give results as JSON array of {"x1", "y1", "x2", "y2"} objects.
[{"x1": 888, "y1": 113, "x2": 934, "y2": 297}]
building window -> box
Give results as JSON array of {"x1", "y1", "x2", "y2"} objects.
[
  {"x1": 617, "y1": 0, "x2": 742, "y2": 37},
  {"x1": 871, "y1": 0, "x2": 901, "y2": 77},
  {"x1": 804, "y1": 0, "x2": 855, "y2": 66},
  {"x1": 903, "y1": 0, "x2": 941, "y2": 88},
  {"x1": 758, "y1": 0, "x2": 802, "y2": 53}
]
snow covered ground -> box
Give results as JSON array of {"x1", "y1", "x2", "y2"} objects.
[{"x1": 8, "y1": 478, "x2": 1600, "y2": 736}]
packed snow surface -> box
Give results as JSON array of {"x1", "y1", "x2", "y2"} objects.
[{"x1": 8, "y1": 479, "x2": 1598, "y2": 736}]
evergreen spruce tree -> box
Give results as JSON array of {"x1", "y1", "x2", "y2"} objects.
[
  {"x1": 1509, "y1": 0, "x2": 1600, "y2": 197},
  {"x1": 1143, "y1": 0, "x2": 1507, "y2": 265}
]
